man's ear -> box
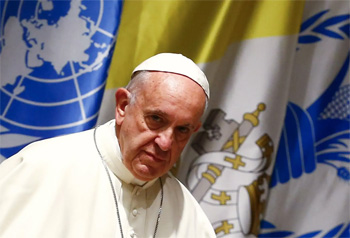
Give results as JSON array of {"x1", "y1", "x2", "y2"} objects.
[{"x1": 115, "y1": 88, "x2": 131, "y2": 126}]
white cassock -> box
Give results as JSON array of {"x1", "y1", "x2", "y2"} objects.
[{"x1": 0, "y1": 120, "x2": 216, "y2": 238}]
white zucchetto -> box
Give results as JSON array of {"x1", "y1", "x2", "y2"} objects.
[{"x1": 132, "y1": 53, "x2": 210, "y2": 99}]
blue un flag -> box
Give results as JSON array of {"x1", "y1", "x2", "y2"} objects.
[{"x1": 0, "y1": 0, "x2": 123, "y2": 162}]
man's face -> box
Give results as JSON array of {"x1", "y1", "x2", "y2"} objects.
[{"x1": 115, "y1": 72, "x2": 206, "y2": 181}]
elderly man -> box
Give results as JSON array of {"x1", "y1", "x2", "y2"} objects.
[{"x1": 0, "y1": 53, "x2": 216, "y2": 238}]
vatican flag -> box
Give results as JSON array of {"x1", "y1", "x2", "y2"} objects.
[
  {"x1": 0, "y1": 0, "x2": 123, "y2": 162},
  {"x1": 99, "y1": 0, "x2": 350, "y2": 237}
]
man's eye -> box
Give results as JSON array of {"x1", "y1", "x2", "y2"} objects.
[
  {"x1": 176, "y1": 127, "x2": 191, "y2": 141},
  {"x1": 178, "y1": 127, "x2": 190, "y2": 134},
  {"x1": 151, "y1": 115, "x2": 162, "y2": 122},
  {"x1": 145, "y1": 115, "x2": 164, "y2": 129}
]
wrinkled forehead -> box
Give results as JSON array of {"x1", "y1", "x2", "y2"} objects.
[{"x1": 137, "y1": 72, "x2": 206, "y2": 120}]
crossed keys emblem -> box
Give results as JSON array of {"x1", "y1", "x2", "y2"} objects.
[{"x1": 188, "y1": 103, "x2": 274, "y2": 236}]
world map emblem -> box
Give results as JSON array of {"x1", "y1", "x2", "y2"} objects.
[{"x1": 0, "y1": 0, "x2": 122, "y2": 161}]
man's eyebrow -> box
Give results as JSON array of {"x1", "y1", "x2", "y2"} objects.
[
  {"x1": 144, "y1": 110, "x2": 196, "y2": 130},
  {"x1": 180, "y1": 123, "x2": 195, "y2": 130},
  {"x1": 144, "y1": 109, "x2": 168, "y2": 118}
]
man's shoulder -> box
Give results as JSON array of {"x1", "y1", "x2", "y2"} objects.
[
  {"x1": 3, "y1": 129, "x2": 96, "y2": 168},
  {"x1": 0, "y1": 128, "x2": 100, "y2": 179},
  {"x1": 25, "y1": 129, "x2": 94, "y2": 154}
]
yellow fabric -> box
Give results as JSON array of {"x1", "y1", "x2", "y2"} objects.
[{"x1": 106, "y1": 0, "x2": 305, "y2": 89}]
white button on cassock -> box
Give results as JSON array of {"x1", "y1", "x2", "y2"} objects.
[{"x1": 132, "y1": 209, "x2": 138, "y2": 216}]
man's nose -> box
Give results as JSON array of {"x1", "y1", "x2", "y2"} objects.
[{"x1": 155, "y1": 128, "x2": 174, "y2": 151}]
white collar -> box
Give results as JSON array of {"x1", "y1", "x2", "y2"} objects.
[{"x1": 95, "y1": 120, "x2": 157, "y2": 188}]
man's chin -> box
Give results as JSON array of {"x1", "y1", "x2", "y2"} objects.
[{"x1": 132, "y1": 164, "x2": 159, "y2": 181}]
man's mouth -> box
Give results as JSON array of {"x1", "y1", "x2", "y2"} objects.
[{"x1": 143, "y1": 151, "x2": 166, "y2": 162}]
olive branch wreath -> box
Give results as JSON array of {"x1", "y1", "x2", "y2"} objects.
[{"x1": 259, "y1": 9, "x2": 350, "y2": 238}]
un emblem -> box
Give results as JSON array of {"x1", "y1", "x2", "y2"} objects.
[{"x1": 0, "y1": 0, "x2": 122, "y2": 161}]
